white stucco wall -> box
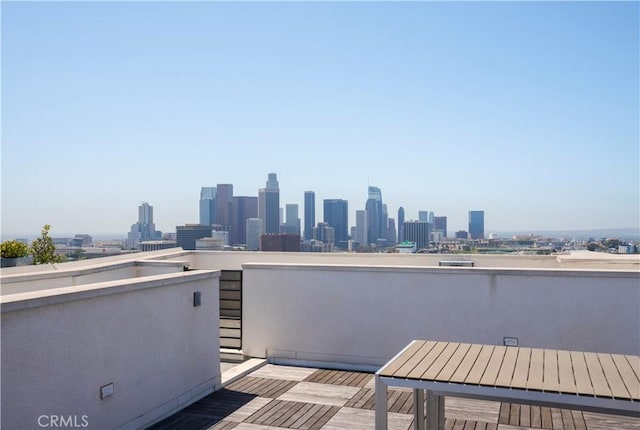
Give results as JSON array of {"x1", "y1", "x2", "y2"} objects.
[
  {"x1": 0, "y1": 259, "x2": 188, "y2": 295},
  {"x1": 1, "y1": 270, "x2": 221, "y2": 430},
  {"x1": 242, "y1": 264, "x2": 640, "y2": 368}
]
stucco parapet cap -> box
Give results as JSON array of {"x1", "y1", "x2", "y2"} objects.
[
  {"x1": 240, "y1": 262, "x2": 640, "y2": 278},
  {"x1": 0, "y1": 252, "x2": 191, "y2": 284},
  {"x1": 1, "y1": 269, "x2": 220, "y2": 313}
]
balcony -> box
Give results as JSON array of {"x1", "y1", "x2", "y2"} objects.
[{"x1": 1, "y1": 249, "x2": 638, "y2": 429}]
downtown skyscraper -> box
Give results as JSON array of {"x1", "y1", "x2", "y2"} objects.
[
  {"x1": 365, "y1": 186, "x2": 384, "y2": 245},
  {"x1": 199, "y1": 187, "x2": 216, "y2": 226},
  {"x1": 468, "y1": 210, "x2": 485, "y2": 239},
  {"x1": 304, "y1": 191, "x2": 315, "y2": 240},
  {"x1": 323, "y1": 199, "x2": 348, "y2": 248},
  {"x1": 259, "y1": 173, "x2": 280, "y2": 234}
]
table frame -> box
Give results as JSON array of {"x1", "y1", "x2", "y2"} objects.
[{"x1": 375, "y1": 341, "x2": 640, "y2": 430}]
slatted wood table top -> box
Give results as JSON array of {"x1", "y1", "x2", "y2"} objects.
[{"x1": 378, "y1": 340, "x2": 640, "y2": 401}]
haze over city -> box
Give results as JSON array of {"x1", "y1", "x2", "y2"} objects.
[{"x1": 2, "y1": 1, "x2": 638, "y2": 238}]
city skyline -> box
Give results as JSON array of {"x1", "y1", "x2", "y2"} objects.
[{"x1": 2, "y1": 2, "x2": 638, "y2": 237}]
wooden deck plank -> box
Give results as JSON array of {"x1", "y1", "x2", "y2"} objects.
[
  {"x1": 571, "y1": 410, "x2": 587, "y2": 430},
  {"x1": 437, "y1": 343, "x2": 473, "y2": 381},
  {"x1": 407, "y1": 341, "x2": 449, "y2": 379},
  {"x1": 561, "y1": 408, "x2": 576, "y2": 430},
  {"x1": 498, "y1": 403, "x2": 510, "y2": 424},
  {"x1": 511, "y1": 347, "x2": 531, "y2": 388},
  {"x1": 612, "y1": 354, "x2": 640, "y2": 400},
  {"x1": 520, "y1": 404, "x2": 531, "y2": 427},
  {"x1": 626, "y1": 355, "x2": 640, "y2": 381},
  {"x1": 379, "y1": 340, "x2": 428, "y2": 377},
  {"x1": 495, "y1": 347, "x2": 519, "y2": 388},
  {"x1": 450, "y1": 344, "x2": 483, "y2": 383},
  {"x1": 557, "y1": 350, "x2": 577, "y2": 394},
  {"x1": 570, "y1": 351, "x2": 594, "y2": 396},
  {"x1": 422, "y1": 342, "x2": 461, "y2": 380},
  {"x1": 584, "y1": 352, "x2": 612, "y2": 398},
  {"x1": 598, "y1": 353, "x2": 631, "y2": 399},
  {"x1": 509, "y1": 403, "x2": 520, "y2": 426},
  {"x1": 527, "y1": 348, "x2": 545, "y2": 390},
  {"x1": 289, "y1": 403, "x2": 324, "y2": 429},
  {"x1": 465, "y1": 345, "x2": 495, "y2": 384},
  {"x1": 279, "y1": 402, "x2": 316, "y2": 428},
  {"x1": 479, "y1": 346, "x2": 507, "y2": 386},
  {"x1": 540, "y1": 406, "x2": 553, "y2": 429},
  {"x1": 543, "y1": 349, "x2": 560, "y2": 393},
  {"x1": 531, "y1": 404, "x2": 542, "y2": 428}
]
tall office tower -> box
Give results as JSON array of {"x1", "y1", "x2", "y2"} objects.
[
  {"x1": 283, "y1": 204, "x2": 300, "y2": 235},
  {"x1": 127, "y1": 202, "x2": 160, "y2": 248},
  {"x1": 323, "y1": 199, "x2": 349, "y2": 248},
  {"x1": 199, "y1": 187, "x2": 216, "y2": 226},
  {"x1": 215, "y1": 184, "x2": 233, "y2": 232},
  {"x1": 428, "y1": 211, "x2": 435, "y2": 225},
  {"x1": 258, "y1": 173, "x2": 280, "y2": 234},
  {"x1": 365, "y1": 186, "x2": 383, "y2": 245},
  {"x1": 382, "y1": 204, "x2": 389, "y2": 237},
  {"x1": 468, "y1": 211, "x2": 485, "y2": 239},
  {"x1": 176, "y1": 224, "x2": 213, "y2": 250},
  {"x1": 386, "y1": 218, "x2": 397, "y2": 246},
  {"x1": 231, "y1": 196, "x2": 258, "y2": 245},
  {"x1": 418, "y1": 211, "x2": 429, "y2": 222},
  {"x1": 245, "y1": 218, "x2": 263, "y2": 251},
  {"x1": 403, "y1": 221, "x2": 430, "y2": 250},
  {"x1": 355, "y1": 210, "x2": 368, "y2": 247},
  {"x1": 397, "y1": 207, "x2": 405, "y2": 243},
  {"x1": 304, "y1": 191, "x2": 315, "y2": 240},
  {"x1": 434, "y1": 216, "x2": 448, "y2": 238}
]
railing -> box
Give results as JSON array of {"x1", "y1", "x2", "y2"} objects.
[{"x1": 219, "y1": 270, "x2": 242, "y2": 350}]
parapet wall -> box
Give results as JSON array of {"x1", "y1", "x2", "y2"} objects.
[
  {"x1": 1, "y1": 269, "x2": 221, "y2": 430},
  {"x1": 242, "y1": 263, "x2": 640, "y2": 368}
]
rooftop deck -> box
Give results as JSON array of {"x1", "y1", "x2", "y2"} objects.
[{"x1": 148, "y1": 364, "x2": 640, "y2": 430}]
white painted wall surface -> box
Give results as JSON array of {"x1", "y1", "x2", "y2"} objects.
[
  {"x1": 242, "y1": 264, "x2": 640, "y2": 368},
  {"x1": 1, "y1": 260, "x2": 187, "y2": 295},
  {"x1": 1, "y1": 270, "x2": 221, "y2": 430}
]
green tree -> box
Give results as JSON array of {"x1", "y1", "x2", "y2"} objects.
[
  {"x1": 31, "y1": 224, "x2": 65, "y2": 264},
  {"x1": 1, "y1": 240, "x2": 30, "y2": 258}
]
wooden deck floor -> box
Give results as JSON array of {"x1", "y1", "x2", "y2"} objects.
[{"x1": 147, "y1": 365, "x2": 640, "y2": 430}]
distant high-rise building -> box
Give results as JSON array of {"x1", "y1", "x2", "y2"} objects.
[
  {"x1": 403, "y1": 221, "x2": 430, "y2": 250},
  {"x1": 313, "y1": 222, "x2": 335, "y2": 248},
  {"x1": 455, "y1": 230, "x2": 469, "y2": 239},
  {"x1": 418, "y1": 211, "x2": 428, "y2": 222},
  {"x1": 468, "y1": 210, "x2": 485, "y2": 239},
  {"x1": 355, "y1": 210, "x2": 368, "y2": 248},
  {"x1": 231, "y1": 196, "x2": 258, "y2": 245},
  {"x1": 366, "y1": 186, "x2": 383, "y2": 245},
  {"x1": 304, "y1": 191, "x2": 315, "y2": 240},
  {"x1": 127, "y1": 202, "x2": 160, "y2": 249},
  {"x1": 246, "y1": 218, "x2": 263, "y2": 251},
  {"x1": 435, "y1": 216, "x2": 447, "y2": 238},
  {"x1": 397, "y1": 207, "x2": 405, "y2": 243},
  {"x1": 428, "y1": 211, "x2": 435, "y2": 225},
  {"x1": 199, "y1": 187, "x2": 216, "y2": 226},
  {"x1": 215, "y1": 184, "x2": 233, "y2": 234},
  {"x1": 283, "y1": 204, "x2": 300, "y2": 235},
  {"x1": 386, "y1": 218, "x2": 397, "y2": 246},
  {"x1": 323, "y1": 199, "x2": 349, "y2": 248},
  {"x1": 259, "y1": 173, "x2": 280, "y2": 234},
  {"x1": 176, "y1": 224, "x2": 212, "y2": 250}
]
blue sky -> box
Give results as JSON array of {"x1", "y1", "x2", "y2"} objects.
[{"x1": 2, "y1": 1, "x2": 638, "y2": 237}]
